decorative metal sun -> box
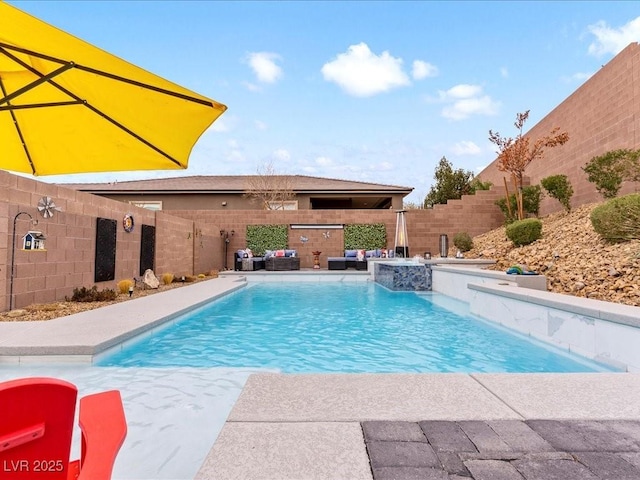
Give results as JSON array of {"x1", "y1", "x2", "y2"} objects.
[{"x1": 37, "y1": 196, "x2": 58, "y2": 218}]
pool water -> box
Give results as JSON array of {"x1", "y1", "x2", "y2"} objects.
[{"x1": 97, "y1": 282, "x2": 613, "y2": 372}]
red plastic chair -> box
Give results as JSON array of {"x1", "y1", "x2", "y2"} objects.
[{"x1": 0, "y1": 377, "x2": 127, "y2": 480}]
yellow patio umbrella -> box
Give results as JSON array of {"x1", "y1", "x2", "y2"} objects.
[{"x1": 0, "y1": 2, "x2": 227, "y2": 176}]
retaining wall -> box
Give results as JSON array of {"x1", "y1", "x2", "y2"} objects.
[{"x1": 479, "y1": 42, "x2": 640, "y2": 216}]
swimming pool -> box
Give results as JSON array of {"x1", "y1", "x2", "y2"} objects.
[{"x1": 97, "y1": 282, "x2": 614, "y2": 372}]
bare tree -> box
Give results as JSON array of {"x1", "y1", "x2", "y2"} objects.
[{"x1": 244, "y1": 162, "x2": 296, "y2": 210}]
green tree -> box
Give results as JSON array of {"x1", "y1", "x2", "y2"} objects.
[{"x1": 424, "y1": 157, "x2": 476, "y2": 208}]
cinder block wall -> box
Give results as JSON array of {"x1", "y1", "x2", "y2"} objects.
[
  {"x1": 479, "y1": 42, "x2": 640, "y2": 216},
  {"x1": 172, "y1": 186, "x2": 506, "y2": 269},
  {"x1": 1, "y1": 171, "x2": 221, "y2": 311}
]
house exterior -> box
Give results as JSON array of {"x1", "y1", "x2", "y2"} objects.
[{"x1": 60, "y1": 175, "x2": 414, "y2": 211}]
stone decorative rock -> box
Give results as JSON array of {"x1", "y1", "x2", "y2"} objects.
[
  {"x1": 142, "y1": 269, "x2": 160, "y2": 289},
  {"x1": 466, "y1": 202, "x2": 640, "y2": 307},
  {"x1": 7, "y1": 309, "x2": 26, "y2": 318}
]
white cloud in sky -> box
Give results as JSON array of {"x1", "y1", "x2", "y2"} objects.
[
  {"x1": 209, "y1": 115, "x2": 231, "y2": 132},
  {"x1": 321, "y1": 42, "x2": 411, "y2": 97},
  {"x1": 272, "y1": 148, "x2": 291, "y2": 162},
  {"x1": 500, "y1": 67, "x2": 509, "y2": 78},
  {"x1": 561, "y1": 71, "x2": 593, "y2": 83},
  {"x1": 315, "y1": 156, "x2": 334, "y2": 167},
  {"x1": 377, "y1": 161, "x2": 394, "y2": 171},
  {"x1": 439, "y1": 84, "x2": 482, "y2": 100},
  {"x1": 587, "y1": 17, "x2": 640, "y2": 56},
  {"x1": 242, "y1": 81, "x2": 261, "y2": 92},
  {"x1": 254, "y1": 120, "x2": 267, "y2": 131},
  {"x1": 227, "y1": 149, "x2": 245, "y2": 163},
  {"x1": 412, "y1": 60, "x2": 438, "y2": 80},
  {"x1": 452, "y1": 141, "x2": 482, "y2": 155},
  {"x1": 436, "y1": 84, "x2": 500, "y2": 120},
  {"x1": 245, "y1": 52, "x2": 283, "y2": 83}
]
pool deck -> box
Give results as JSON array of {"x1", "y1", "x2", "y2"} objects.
[{"x1": 2, "y1": 274, "x2": 640, "y2": 479}]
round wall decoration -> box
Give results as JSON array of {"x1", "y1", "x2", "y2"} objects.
[
  {"x1": 37, "y1": 196, "x2": 58, "y2": 218},
  {"x1": 123, "y1": 214, "x2": 134, "y2": 233}
]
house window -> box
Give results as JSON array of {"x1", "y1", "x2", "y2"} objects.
[
  {"x1": 130, "y1": 201, "x2": 163, "y2": 211},
  {"x1": 267, "y1": 200, "x2": 298, "y2": 210}
]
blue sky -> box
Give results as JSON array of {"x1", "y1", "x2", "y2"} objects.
[{"x1": 9, "y1": 1, "x2": 640, "y2": 204}]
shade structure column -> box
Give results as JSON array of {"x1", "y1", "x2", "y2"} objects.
[{"x1": 394, "y1": 209, "x2": 409, "y2": 258}]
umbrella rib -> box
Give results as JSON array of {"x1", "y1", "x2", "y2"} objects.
[
  {"x1": 0, "y1": 101, "x2": 82, "y2": 111},
  {"x1": 75, "y1": 64, "x2": 215, "y2": 107},
  {"x1": 0, "y1": 78, "x2": 37, "y2": 174},
  {"x1": 0, "y1": 54, "x2": 75, "y2": 106},
  {"x1": 81, "y1": 101, "x2": 185, "y2": 168},
  {"x1": 0, "y1": 44, "x2": 183, "y2": 168},
  {"x1": 0, "y1": 42, "x2": 216, "y2": 108}
]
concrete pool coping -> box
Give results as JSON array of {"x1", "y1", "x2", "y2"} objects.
[
  {"x1": 2, "y1": 272, "x2": 640, "y2": 479},
  {"x1": 0, "y1": 270, "x2": 369, "y2": 363},
  {"x1": 0, "y1": 275, "x2": 249, "y2": 363},
  {"x1": 196, "y1": 372, "x2": 640, "y2": 479}
]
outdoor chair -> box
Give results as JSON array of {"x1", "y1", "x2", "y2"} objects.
[{"x1": 0, "y1": 377, "x2": 127, "y2": 480}]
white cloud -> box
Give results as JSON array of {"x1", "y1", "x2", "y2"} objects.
[
  {"x1": 315, "y1": 156, "x2": 334, "y2": 167},
  {"x1": 272, "y1": 149, "x2": 290, "y2": 162},
  {"x1": 500, "y1": 67, "x2": 509, "y2": 78},
  {"x1": 242, "y1": 81, "x2": 261, "y2": 92},
  {"x1": 227, "y1": 149, "x2": 245, "y2": 163},
  {"x1": 561, "y1": 71, "x2": 593, "y2": 83},
  {"x1": 452, "y1": 141, "x2": 482, "y2": 155},
  {"x1": 439, "y1": 84, "x2": 483, "y2": 100},
  {"x1": 228, "y1": 139, "x2": 239, "y2": 148},
  {"x1": 254, "y1": 120, "x2": 267, "y2": 131},
  {"x1": 321, "y1": 42, "x2": 410, "y2": 97},
  {"x1": 436, "y1": 84, "x2": 500, "y2": 120},
  {"x1": 587, "y1": 17, "x2": 640, "y2": 56},
  {"x1": 245, "y1": 52, "x2": 283, "y2": 83},
  {"x1": 377, "y1": 161, "x2": 394, "y2": 171},
  {"x1": 412, "y1": 60, "x2": 438, "y2": 80},
  {"x1": 209, "y1": 115, "x2": 230, "y2": 132}
]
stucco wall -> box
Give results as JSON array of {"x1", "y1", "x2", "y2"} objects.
[
  {"x1": 99, "y1": 191, "x2": 405, "y2": 211},
  {"x1": 479, "y1": 42, "x2": 640, "y2": 216}
]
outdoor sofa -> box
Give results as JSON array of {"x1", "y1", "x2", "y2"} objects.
[
  {"x1": 264, "y1": 249, "x2": 300, "y2": 271},
  {"x1": 234, "y1": 250, "x2": 265, "y2": 271},
  {"x1": 328, "y1": 249, "x2": 393, "y2": 270},
  {"x1": 235, "y1": 249, "x2": 300, "y2": 271}
]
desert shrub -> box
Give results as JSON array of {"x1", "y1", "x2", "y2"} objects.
[
  {"x1": 66, "y1": 286, "x2": 117, "y2": 302},
  {"x1": 197, "y1": 273, "x2": 205, "y2": 278},
  {"x1": 470, "y1": 177, "x2": 493, "y2": 191},
  {"x1": 161, "y1": 273, "x2": 174, "y2": 285},
  {"x1": 209, "y1": 269, "x2": 219, "y2": 278},
  {"x1": 495, "y1": 185, "x2": 542, "y2": 223},
  {"x1": 453, "y1": 232, "x2": 473, "y2": 252},
  {"x1": 184, "y1": 275, "x2": 197, "y2": 283},
  {"x1": 583, "y1": 149, "x2": 632, "y2": 199},
  {"x1": 117, "y1": 279, "x2": 133, "y2": 294},
  {"x1": 505, "y1": 218, "x2": 542, "y2": 246},
  {"x1": 541, "y1": 174, "x2": 573, "y2": 212},
  {"x1": 590, "y1": 193, "x2": 640, "y2": 242}
]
